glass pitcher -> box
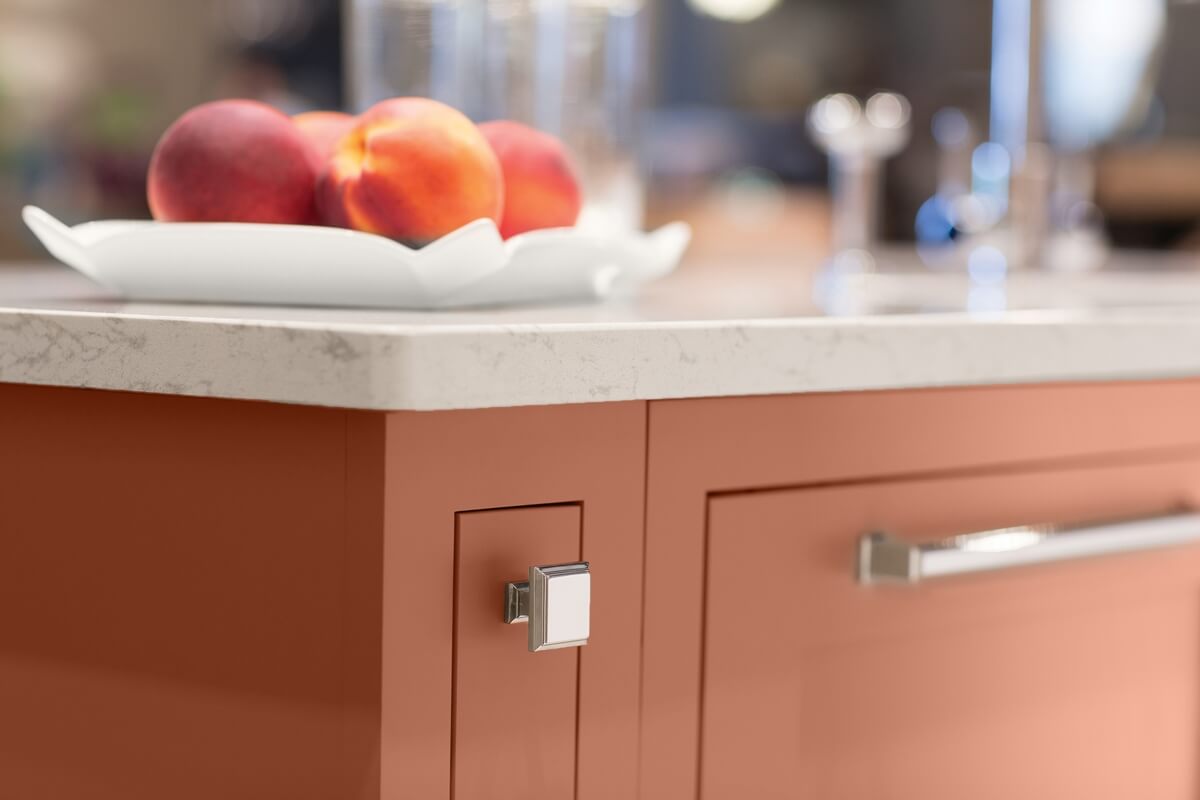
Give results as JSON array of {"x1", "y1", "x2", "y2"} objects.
[{"x1": 345, "y1": 0, "x2": 648, "y2": 234}]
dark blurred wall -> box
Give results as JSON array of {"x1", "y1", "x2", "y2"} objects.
[
  {"x1": 654, "y1": 0, "x2": 990, "y2": 239},
  {"x1": 653, "y1": 0, "x2": 1200, "y2": 243}
]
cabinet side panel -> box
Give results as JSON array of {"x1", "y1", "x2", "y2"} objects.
[{"x1": 0, "y1": 385, "x2": 362, "y2": 800}]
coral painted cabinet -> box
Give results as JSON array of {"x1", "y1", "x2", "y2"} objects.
[
  {"x1": 382, "y1": 404, "x2": 646, "y2": 800},
  {"x1": 641, "y1": 382, "x2": 1200, "y2": 800},
  {"x1": 704, "y1": 460, "x2": 1200, "y2": 799},
  {"x1": 453, "y1": 504, "x2": 583, "y2": 799},
  {"x1": 12, "y1": 379, "x2": 1200, "y2": 800},
  {"x1": 0, "y1": 385, "x2": 646, "y2": 800}
]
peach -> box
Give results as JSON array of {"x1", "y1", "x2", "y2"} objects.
[
  {"x1": 479, "y1": 120, "x2": 582, "y2": 239},
  {"x1": 148, "y1": 99, "x2": 321, "y2": 225},
  {"x1": 319, "y1": 97, "x2": 503, "y2": 245},
  {"x1": 293, "y1": 110, "x2": 357, "y2": 161}
]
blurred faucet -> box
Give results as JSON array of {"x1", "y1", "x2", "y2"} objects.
[
  {"x1": 988, "y1": 0, "x2": 1166, "y2": 270},
  {"x1": 988, "y1": 0, "x2": 1056, "y2": 269},
  {"x1": 808, "y1": 92, "x2": 911, "y2": 266},
  {"x1": 812, "y1": 0, "x2": 1164, "y2": 275}
]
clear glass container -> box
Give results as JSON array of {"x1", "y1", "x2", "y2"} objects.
[{"x1": 346, "y1": 0, "x2": 648, "y2": 234}]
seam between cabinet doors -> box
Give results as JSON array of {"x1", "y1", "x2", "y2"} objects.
[
  {"x1": 694, "y1": 494, "x2": 713, "y2": 800},
  {"x1": 574, "y1": 500, "x2": 586, "y2": 800},
  {"x1": 449, "y1": 511, "x2": 461, "y2": 800},
  {"x1": 636, "y1": 399, "x2": 652, "y2": 797}
]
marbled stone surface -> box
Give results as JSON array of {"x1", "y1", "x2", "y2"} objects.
[{"x1": 4, "y1": 263, "x2": 1200, "y2": 410}]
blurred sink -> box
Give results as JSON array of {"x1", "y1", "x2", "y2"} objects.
[{"x1": 822, "y1": 248, "x2": 1200, "y2": 315}]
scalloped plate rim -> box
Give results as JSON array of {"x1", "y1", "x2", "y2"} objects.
[{"x1": 22, "y1": 205, "x2": 691, "y2": 310}]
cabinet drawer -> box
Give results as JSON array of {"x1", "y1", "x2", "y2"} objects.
[
  {"x1": 642, "y1": 381, "x2": 1200, "y2": 799},
  {"x1": 701, "y1": 456, "x2": 1200, "y2": 799}
]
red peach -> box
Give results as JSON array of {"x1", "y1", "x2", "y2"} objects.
[
  {"x1": 293, "y1": 110, "x2": 357, "y2": 161},
  {"x1": 479, "y1": 120, "x2": 582, "y2": 239},
  {"x1": 318, "y1": 97, "x2": 504, "y2": 245},
  {"x1": 148, "y1": 99, "x2": 321, "y2": 225}
]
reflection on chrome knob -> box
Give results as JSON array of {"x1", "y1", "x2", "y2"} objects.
[{"x1": 504, "y1": 562, "x2": 591, "y2": 652}]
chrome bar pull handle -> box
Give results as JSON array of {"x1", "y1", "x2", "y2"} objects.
[
  {"x1": 504, "y1": 562, "x2": 590, "y2": 652},
  {"x1": 858, "y1": 511, "x2": 1200, "y2": 585}
]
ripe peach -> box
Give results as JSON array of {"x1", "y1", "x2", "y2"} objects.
[
  {"x1": 293, "y1": 110, "x2": 357, "y2": 161},
  {"x1": 319, "y1": 97, "x2": 503, "y2": 245},
  {"x1": 479, "y1": 120, "x2": 582, "y2": 239},
  {"x1": 148, "y1": 99, "x2": 321, "y2": 225}
]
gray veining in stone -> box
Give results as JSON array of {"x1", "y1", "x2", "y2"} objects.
[{"x1": 4, "y1": 262, "x2": 1200, "y2": 410}]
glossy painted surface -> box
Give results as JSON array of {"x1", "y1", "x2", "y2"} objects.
[
  {"x1": 11, "y1": 375, "x2": 1200, "y2": 799},
  {"x1": 704, "y1": 458, "x2": 1200, "y2": 798},
  {"x1": 0, "y1": 385, "x2": 381, "y2": 800},
  {"x1": 0, "y1": 384, "x2": 646, "y2": 800},
  {"x1": 379, "y1": 402, "x2": 646, "y2": 799},
  {"x1": 454, "y1": 505, "x2": 581, "y2": 799},
  {"x1": 641, "y1": 380, "x2": 1200, "y2": 798}
]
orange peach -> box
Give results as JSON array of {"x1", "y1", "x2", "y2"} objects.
[
  {"x1": 479, "y1": 120, "x2": 582, "y2": 239},
  {"x1": 148, "y1": 99, "x2": 321, "y2": 225},
  {"x1": 318, "y1": 97, "x2": 503, "y2": 244},
  {"x1": 293, "y1": 110, "x2": 357, "y2": 161}
]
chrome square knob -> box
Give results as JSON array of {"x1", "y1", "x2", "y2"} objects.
[{"x1": 504, "y1": 562, "x2": 590, "y2": 652}]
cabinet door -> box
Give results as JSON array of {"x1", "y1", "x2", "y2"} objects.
[
  {"x1": 701, "y1": 458, "x2": 1200, "y2": 799},
  {"x1": 454, "y1": 505, "x2": 582, "y2": 800}
]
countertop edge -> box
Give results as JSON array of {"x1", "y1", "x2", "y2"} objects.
[
  {"x1": 5, "y1": 306, "x2": 1200, "y2": 410},
  {"x1": 391, "y1": 316, "x2": 1200, "y2": 409},
  {"x1": 0, "y1": 309, "x2": 396, "y2": 409}
]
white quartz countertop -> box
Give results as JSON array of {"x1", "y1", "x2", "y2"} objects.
[{"x1": 5, "y1": 262, "x2": 1200, "y2": 410}]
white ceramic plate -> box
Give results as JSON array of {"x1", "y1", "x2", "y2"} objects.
[{"x1": 22, "y1": 205, "x2": 691, "y2": 309}]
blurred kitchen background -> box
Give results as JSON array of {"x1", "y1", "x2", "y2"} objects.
[{"x1": 1, "y1": 0, "x2": 1198, "y2": 273}]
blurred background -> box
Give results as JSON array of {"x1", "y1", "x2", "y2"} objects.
[{"x1": 2, "y1": 0, "x2": 1200, "y2": 273}]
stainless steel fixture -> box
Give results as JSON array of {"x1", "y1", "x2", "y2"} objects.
[
  {"x1": 858, "y1": 511, "x2": 1200, "y2": 584},
  {"x1": 808, "y1": 91, "x2": 912, "y2": 268},
  {"x1": 504, "y1": 561, "x2": 591, "y2": 651},
  {"x1": 813, "y1": 0, "x2": 1166, "y2": 277},
  {"x1": 956, "y1": 0, "x2": 1165, "y2": 270}
]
